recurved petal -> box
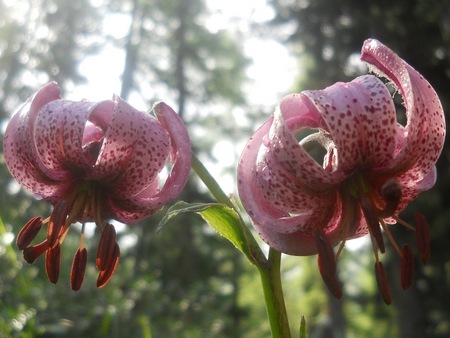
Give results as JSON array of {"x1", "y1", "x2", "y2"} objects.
[
  {"x1": 90, "y1": 97, "x2": 145, "y2": 181},
  {"x1": 271, "y1": 95, "x2": 345, "y2": 186},
  {"x1": 122, "y1": 102, "x2": 191, "y2": 210},
  {"x1": 302, "y1": 75, "x2": 397, "y2": 173},
  {"x1": 361, "y1": 39, "x2": 445, "y2": 176},
  {"x1": 33, "y1": 100, "x2": 101, "y2": 179},
  {"x1": 3, "y1": 83, "x2": 63, "y2": 193},
  {"x1": 237, "y1": 118, "x2": 343, "y2": 254},
  {"x1": 108, "y1": 104, "x2": 171, "y2": 198},
  {"x1": 254, "y1": 147, "x2": 331, "y2": 214}
]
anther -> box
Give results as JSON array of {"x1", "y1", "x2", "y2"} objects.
[
  {"x1": 47, "y1": 200, "x2": 69, "y2": 248},
  {"x1": 23, "y1": 240, "x2": 49, "y2": 264},
  {"x1": 17, "y1": 217, "x2": 43, "y2": 250},
  {"x1": 375, "y1": 261, "x2": 392, "y2": 305},
  {"x1": 379, "y1": 179, "x2": 402, "y2": 218},
  {"x1": 96, "y1": 223, "x2": 117, "y2": 271},
  {"x1": 71, "y1": 248, "x2": 88, "y2": 291},
  {"x1": 97, "y1": 243, "x2": 120, "y2": 288},
  {"x1": 314, "y1": 228, "x2": 336, "y2": 275},
  {"x1": 314, "y1": 228, "x2": 342, "y2": 299},
  {"x1": 414, "y1": 213, "x2": 430, "y2": 264},
  {"x1": 318, "y1": 255, "x2": 343, "y2": 300},
  {"x1": 361, "y1": 198, "x2": 385, "y2": 253},
  {"x1": 45, "y1": 243, "x2": 62, "y2": 284},
  {"x1": 400, "y1": 244, "x2": 415, "y2": 290}
]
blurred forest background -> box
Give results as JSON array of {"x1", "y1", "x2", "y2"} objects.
[{"x1": 1, "y1": 0, "x2": 450, "y2": 337}]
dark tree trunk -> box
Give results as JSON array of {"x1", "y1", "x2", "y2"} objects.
[{"x1": 120, "y1": 0, "x2": 141, "y2": 101}]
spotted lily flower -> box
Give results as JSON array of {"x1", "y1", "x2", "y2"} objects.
[
  {"x1": 4, "y1": 82, "x2": 191, "y2": 290},
  {"x1": 237, "y1": 39, "x2": 445, "y2": 303}
]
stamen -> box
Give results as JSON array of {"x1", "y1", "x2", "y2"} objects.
[
  {"x1": 360, "y1": 198, "x2": 385, "y2": 253},
  {"x1": 91, "y1": 185, "x2": 103, "y2": 231},
  {"x1": 17, "y1": 217, "x2": 43, "y2": 250},
  {"x1": 96, "y1": 224, "x2": 117, "y2": 271},
  {"x1": 318, "y1": 255, "x2": 343, "y2": 300},
  {"x1": 71, "y1": 247, "x2": 88, "y2": 291},
  {"x1": 97, "y1": 243, "x2": 120, "y2": 288},
  {"x1": 314, "y1": 228, "x2": 342, "y2": 299},
  {"x1": 414, "y1": 213, "x2": 430, "y2": 264},
  {"x1": 369, "y1": 231, "x2": 380, "y2": 263},
  {"x1": 400, "y1": 244, "x2": 415, "y2": 290},
  {"x1": 335, "y1": 190, "x2": 361, "y2": 259},
  {"x1": 79, "y1": 198, "x2": 91, "y2": 250},
  {"x1": 375, "y1": 261, "x2": 392, "y2": 305},
  {"x1": 65, "y1": 191, "x2": 88, "y2": 227},
  {"x1": 335, "y1": 239, "x2": 346, "y2": 260},
  {"x1": 313, "y1": 228, "x2": 336, "y2": 275},
  {"x1": 392, "y1": 215, "x2": 416, "y2": 232},
  {"x1": 379, "y1": 220, "x2": 402, "y2": 256},
  {"x1": 23, "y1": 240, "x2": 49, "y2": 264},
  {"x1": 47, "y1": 201, "x2": 69, "y2": 248},
  {"x1": 45, "y1": 243, "x2": 61, "y2": 284}
]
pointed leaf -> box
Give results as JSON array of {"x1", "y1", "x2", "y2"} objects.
[{"x1": 158, "y1": 202, "x2": 263, "y2": 265}]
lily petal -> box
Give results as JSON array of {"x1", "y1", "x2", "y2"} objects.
[
  {"x1": 238, "y1": 117, "x2": 344, "y2": 254},
  {"x1": 361, "y1": 39, "x2": 445, "y2": 178},
  {"x1": 303, "y1": 75, "x2": 397, "y2": 173},
  {"x1": 3, "y1": 83, "x2": 66, "y2": 195},
  {"x1": 272, "y1": 95, "x2": 345, "y2": 186},
  {"x1": 108, "y1": 102, "x2": 171, "y2": 198},
  {"x1": 123, "y1": 102, "x2": 191, "y2": 210}
]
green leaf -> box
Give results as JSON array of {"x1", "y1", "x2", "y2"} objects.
[
  {"x1": 157, "y1": 202, "x2": 263, "y2": 264},
  {"x1": 299, "y1": 316, "x2": 307, "y2": 338}
]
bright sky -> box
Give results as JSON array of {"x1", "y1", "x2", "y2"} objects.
[{"x1": 69, "y1": 0, "x2": 297, "y2": 110}]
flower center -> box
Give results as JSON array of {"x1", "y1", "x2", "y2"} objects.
[
  {"x1": 314, "y1": 172, "x2": 430, "y2": 304},
  {"x1": 16, "y1": 180, "x2": 120, "y2": 291}
]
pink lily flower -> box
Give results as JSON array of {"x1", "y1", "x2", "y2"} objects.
[
  {"x1": 237, "y1": 39, "x2": 445, "y2": 303},
  {"x1": 4, "y1": 82, "x2": 191, "y2": 290}
]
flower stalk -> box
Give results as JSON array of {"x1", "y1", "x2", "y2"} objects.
[{"x1": 191, "y1": 151, "x2": 292, "y2": 337}]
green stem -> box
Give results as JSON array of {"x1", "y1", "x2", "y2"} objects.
[
  {"x1": 191, "y1": 152, "x2": 291, "y2": 337},
  {"x1": 258, "y1": 247, "x2": 292, "y2": 338},
  {"x1": 190, "y1": 151, "x2": 237, "y2": 212}
]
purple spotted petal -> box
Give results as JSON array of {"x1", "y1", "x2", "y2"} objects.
[
  {"x1": 123, "y1": 102, "x2": 191, "y2": 210},
  {"x1": 237, "y1": 39, "x2": 445, "y2": 258},
  {"x1": 4, "y1": 82, "x2": 66, "y2": 196},
  {"x1": 4, "y1": 82, "x2": 191, "y2": 225},
  {"x1": 106, "y1": 99, "x2": 171, "y2": 198},
  {"x1": 303, "y1": 75, "x2": 398, "y2": 173},
  {"x1": 361, "y1": 39, "x2": 445, "y2": 178}
]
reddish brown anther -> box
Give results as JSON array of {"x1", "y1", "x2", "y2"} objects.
[
  {"x1": 23, "y1": 240, "x2": 49, "y2": 264},
  {"x1": 96, "y1": 223, "x2": 117, "y2": 271},
  {"x1": 375, "y1": 261, "x2": 392, "y2": 305},
  {"x1": 379, "y1": 179, "x2": 402, "y2": 218},
  {"x1": 400, "y1": 244, "x2": 415, "y2": 290},
  {"x1": 46, "y1": 243, "x2": 62, "y2": 284},
  {"x1": 71, "y1": 248, "x2": 88, "y2": 291},
  {"x1": 361, "y1": 198, "x2": 385, "y2": 253},
  {"x1": 47, "y1": 200, "x2": 68, "y2": 249},
  {"x1": 97, "y1": 243, "x2": 120, "y2": 288},
  {"x1": 414, "y1": 213, "x2": 430, "y2": 264},
  {"x1": 314, "y1": 228, "x2": 336, "y2": 275},
  {"x1": 318, "y1": 255, "x2": 343, "y2": 300},
  {"x1": 16, "y1": 217, "x2": 43, "y2": 250}
]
